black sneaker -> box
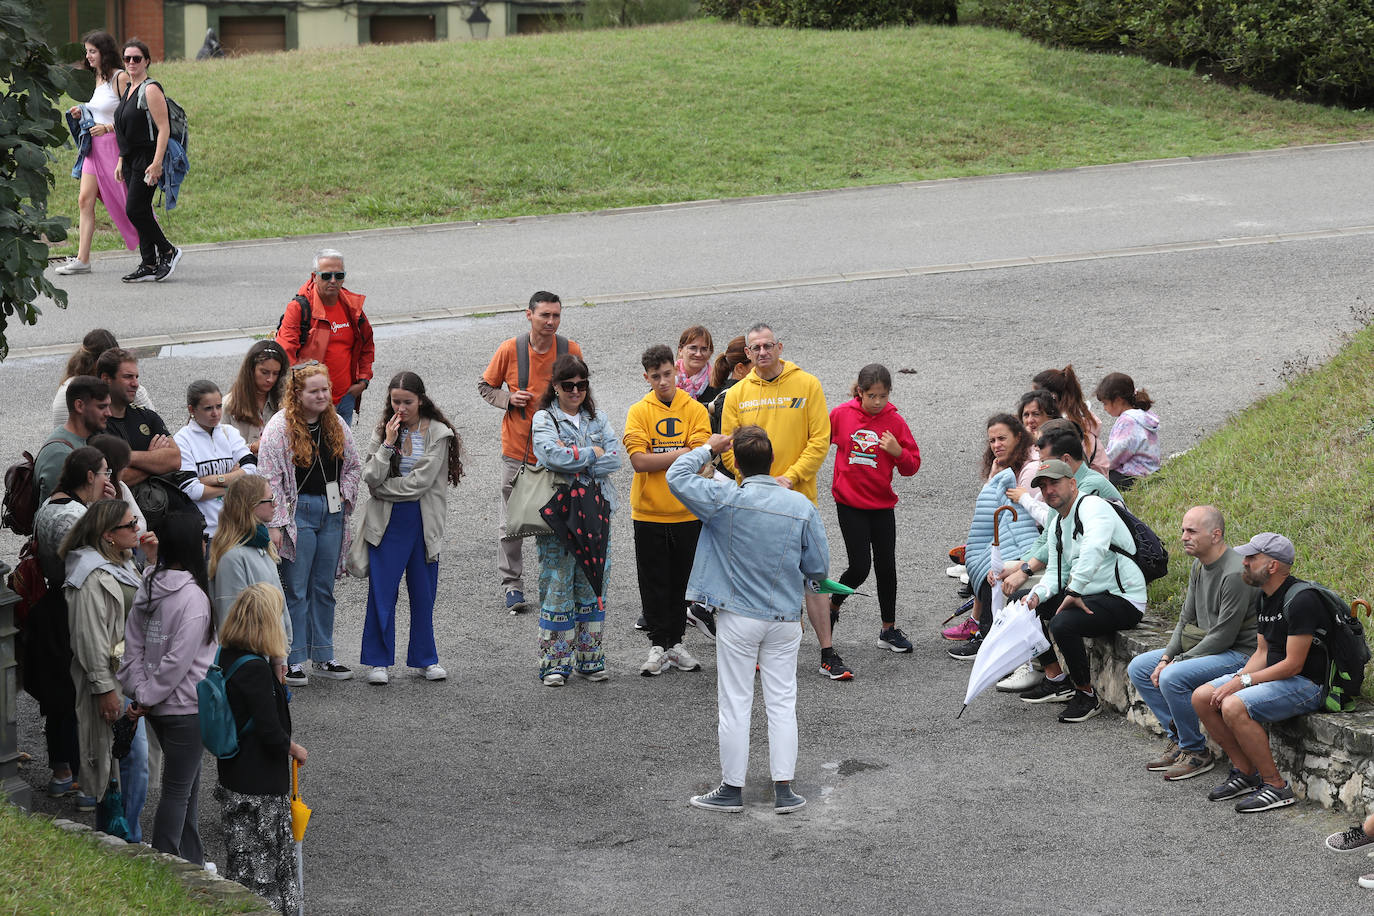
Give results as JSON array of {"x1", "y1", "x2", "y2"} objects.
[
  {"x1": 154, "y1": 246, "x2": 182, "y2": 281},
  {"x1": 685, "y1": 604, "x2": 716, "y2": 642},
  {"x1": 1234, "y1": 782, "x2": 1295, "y2": 813},
  {"x1": 312, "y1": 660, "x2": 353, "y2": 680},
  {"x1": 1207, "y1": 768, "x2": 1261, "y2": 802},
  {"x1": 122, "y1": 263, "x2": 158, "y2": 283},
  {"x1": 818, "y1": 652, "x2": 854, "y2": 680},
  {"x1": 634, "y1": 614, "x2": 647, "y2": 630},
  {"x1": 877, "y1": 626, "x2": 914, "y2": 653},
  {"x1": 946, "y1": 637, "x2": 981, "y2": 661},
  {"x1": 1057, "y1": 689, "x2": 1101, "y2": 723},
  {"x1": 1019, "y1": 678, "x2": 1075, "y2": 704}
]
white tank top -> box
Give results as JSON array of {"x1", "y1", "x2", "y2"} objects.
[{"x1": 87, "y1": 75, "x2": 122, "y2": 124}]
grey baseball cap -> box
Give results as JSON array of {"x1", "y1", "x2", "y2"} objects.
[{"x1": 1234, "y1": 532, "x2": 1295, "y2": 565}]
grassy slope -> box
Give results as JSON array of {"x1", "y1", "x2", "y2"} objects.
[
  {"x1": 54, "y1": 20, "x2": 1373, "y2": 252},
  {"x1": 0, "y1": 803, "x2": 259, "y2": 914},
  {"x1": 1131, "y1": 322, "x2": 1374, "y2": 684}
]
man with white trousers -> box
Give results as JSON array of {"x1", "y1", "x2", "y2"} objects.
[{"x1": 667, "y1": 425, "x2": 830, "y2": 814}]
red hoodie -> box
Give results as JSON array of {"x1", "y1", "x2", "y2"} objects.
[{"x1": 829, "y1": 399, "x2": 920, "y2": 510}]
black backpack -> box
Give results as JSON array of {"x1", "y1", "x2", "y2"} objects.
[
  {"x1": 276, "y1": 294, "x2": 369, "y2": 356},
  {"x1": 136, "y1": 79, "x2": 188, "y2": 150},
  {"x1": 1070, "y1": 496, "x2": 1169, "y2": 584},
  {"x1": 1286, "y1": 582, "x2": 1371, "y2": 712}
]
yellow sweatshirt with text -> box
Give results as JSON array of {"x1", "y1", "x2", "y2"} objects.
[
  {"x1": 720, "y1": 361, "x2": 830, "y2": 505},
  {"x1": 623, "y1": 388, "x2": 712, "y2": 523}
]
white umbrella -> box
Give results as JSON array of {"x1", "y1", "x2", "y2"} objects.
[
  {"x1": 958, "y1": 598, "x2": 1051, "y2": 717},
  {"x1": 987, "y1": 505, "x2": 1018, "y2": 622}
]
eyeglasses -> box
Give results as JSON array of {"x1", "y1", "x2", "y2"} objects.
[
  {"x1": 558, "y1": 380, "x2": 590, "y2": 393},
  {"x1": 317, "y1": 271, "x2": 346, "y2": 282},
  {"x1": 123, "y1": 54, "x2": 144, "y2": 63},
  {"x1": 99, "y1": 468, "x2": 113, "y2": 477},
  {"x1": 683, "y1": 345, "x2": 711, "y2": 354},
  {"x1": 745, "y1": 342, "x2": 777, "y2": 354},
  {"x1": 258, "y1": 497, "x2": 276, "y2": 505},
  {"x1": 110, "y1": 521, "x2": 138, "y2": 532}
]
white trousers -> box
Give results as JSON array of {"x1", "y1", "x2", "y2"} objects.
[{"x1": 715, "y1": 610, "x2": 802, "y2": 786}]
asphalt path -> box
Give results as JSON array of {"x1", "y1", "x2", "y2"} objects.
[{"x1": 10, "y1": 149, "x2": 1374, "y2": 914}]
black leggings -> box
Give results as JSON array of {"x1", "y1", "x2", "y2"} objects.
[
  {"x1": 123, "y1": 149, "x2": 174, "y2": 267},
  {"x1": 833, "y1": 503, "x2": 897, "y2": 625}
]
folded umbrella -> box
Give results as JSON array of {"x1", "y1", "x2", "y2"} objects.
[
  {"x1": 540, "y1": 479, "x2": 612, "y2": 599},
  {"x1": 813, "y1": 578, "x2": 871, "y2": 597},
  {"x1": 958, "y1": 598, "x2": 1050, "y2": 717},
  {"x1": 291, "y1": 759, "x2": 312, "y2": 916},
  {"x1": 988, "y1": 505, "x2": 1019, "y2": 622}
]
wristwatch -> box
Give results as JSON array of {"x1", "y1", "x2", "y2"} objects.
[
  {"x1": 1020, "y1": 562, "x2": 1033, "y2": 576},
  {"x1": 1239, "y1": 673, "x2": 1253, "y2": 688},
  {"x1": 216, "y1": 474, "x2": 225, "y2": 485}
]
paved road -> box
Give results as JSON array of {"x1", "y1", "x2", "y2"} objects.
[{"x1": 9, "y1": 146, "x2": 1374, "y2": 914}]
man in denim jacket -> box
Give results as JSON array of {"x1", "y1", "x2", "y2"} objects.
[{"x1": 667, "y1": 425, "x2": 829, "y2": 815}]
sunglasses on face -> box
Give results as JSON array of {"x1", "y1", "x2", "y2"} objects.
[
  {"x1": 110, "y1": 521, "x2": 138, "y2": 532},
  {"x1": 317, "y1": 271, "x2": 345, "y2": 282},
  {"x1": 558, "y1": 380, "x2": 590, "y2": 393},
  {"x1": 123, "y1": 54, "x2": 144, "y2": 63}
]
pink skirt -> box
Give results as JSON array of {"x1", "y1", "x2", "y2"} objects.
[{"x1": 84, "y1": 132, "x2": 139, "y2": 252}]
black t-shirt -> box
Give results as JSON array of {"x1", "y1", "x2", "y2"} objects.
[
  {"x1": 294, "y1": 423, "x2": 340, "y2": 497},
  {"x1": 105, "y1": 405, "x2": 170, "y2": 453},
  {"x1": 1257, "y1": 576, "x2": 1327, "y2": 684}
]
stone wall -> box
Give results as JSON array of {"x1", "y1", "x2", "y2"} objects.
[{"x1": 1089, "y1": 615, "x2": 1374, "y2": 815}]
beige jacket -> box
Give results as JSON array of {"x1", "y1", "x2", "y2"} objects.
[{"x1": 357, "y1": 422, "x2": 453, "y2": 562}]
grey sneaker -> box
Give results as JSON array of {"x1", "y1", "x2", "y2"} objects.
[
  {"x1": 666, "y1": 643, "x2": 701, "y2": 672},
  {"x1": 1163, "y1": 749, "x2": 1216, "y2": 781},
  {"x1": 54, "y1": 258, "x2": 91, "y2": 275},
  {"x1": 690, "y1": 783, "x2": 744, "y2": 813},
  {"x1": 1207, "y1": 768, "x2": 1261, "y2": 802},
  {"x1": 640, "y1": 645, "x2": 669, "y2": 677},
  {"x1": 1326, "y1": 824, "x2": 1374, "y2": 852},
  {"x1": 774, "y1": 781, "x2": 806, "y2": 814},
  {"x1": 1234, "y1": 782, "x2": 1296, "y2": 813},
  {"x1": 1145, "y1": 740, "x2": 1182, "y2": 772}
]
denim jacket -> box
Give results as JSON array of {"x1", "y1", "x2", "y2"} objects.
[
  {"x1": 531, "y1": 406, "x2": 622, "y2": 515},
  {"x1": 667, "y1": 445, "x2": 829, "y2": 622},
  {"x1": 65, "y1": 105, "x2": 95, "y2": 179}
]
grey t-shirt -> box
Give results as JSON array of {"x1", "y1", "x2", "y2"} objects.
[{"x1": 34, "y1": 427, "x2": 88, "y2": 504}]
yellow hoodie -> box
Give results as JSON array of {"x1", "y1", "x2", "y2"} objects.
[
  {"x1": 623, "y1": 388, "x2": 711, "y2": 523},
  {"x1": 720, "y1": 361, "x2": 830, "y2": 504}
]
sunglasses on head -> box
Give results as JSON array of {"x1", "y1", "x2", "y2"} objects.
[
  {"x1": 558, "y1": 380, "x2": 589, "y2": 393},
  {"x1": 123, "y1": 54, "x2": 144, "y2": 63},
  {"x1": 317, "y1": 271, "x2": 345, "y2": 282}
]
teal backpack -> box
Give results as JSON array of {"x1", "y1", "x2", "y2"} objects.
[{"x1": 197, "y1": 649, "x2": 264, "y2": 758}]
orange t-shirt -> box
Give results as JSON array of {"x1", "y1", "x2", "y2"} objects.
[{"x1": 482, "y1": 336, "x2": 584, "y2": 461}]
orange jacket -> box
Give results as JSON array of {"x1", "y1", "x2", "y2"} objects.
[{"x1": 275, "y1": 280, "x2": 375, "y2": 398}]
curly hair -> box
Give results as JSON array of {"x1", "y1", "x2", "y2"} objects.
[
  {"x1": 283, "y1": 364, "x2": 345, "y2": 468},
  {"x1": 980, "y1": 413, "x2": 1031, "y2": 480},
  {"x1": 81, "y1": 31, "x2": 120, "y2": 83},
  {"x1": 374, "y1": 372, "x2": 463, "y2": 486}
]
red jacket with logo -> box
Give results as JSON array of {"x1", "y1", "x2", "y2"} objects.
[
  {"x1": 275, "y1": 280, "x2": 375, "y2": 403},
  {"x1": 828, "y1": 398, "x2": 920, "y2": 510}
]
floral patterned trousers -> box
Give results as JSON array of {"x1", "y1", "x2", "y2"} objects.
[{"x1": 535, "y1": 534, "x2": 609, "y2": 679}]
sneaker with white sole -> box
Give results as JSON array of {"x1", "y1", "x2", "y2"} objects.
[
  {"x1": 366, "y1": 667, "x2": 389, "y2": 685},
  {"x1": 122, "y1": 263, "x2": 158, "y2": 283},
  {"x1": 421, "y1": 664, "x2": 447, "y2": 681},
  {"x1": 1162, "y1": 749, "x2": 1216, "y2": 781},
  {"x1": 54, "y1": 258, "x2": 91, "y2": 275},
  {"x1": 542, "y1": 672, "x2": 566, "y2": 687},
  {"x1": 506, "y1": 589, "x2": 529, "y2": 615},
  {"x1": 154, "y1": 247, "x2": 182, "y2": 281},
  {"x1": 1234, "y1": 782, "x2": 1295, "y2": 813},
  {"x1": 877, "y1": 627, "x2": 914, "y2": 653},
  {"x1": 1326, "y1": 824, "x2": 1374, "y2": 852},
  {"x1": 774, "y1": 781, "x2": 806, "y2": 813},
  {"x1": 689, "y1": 783, "x2": 743, "y2": 813},
  {"x1": 686, "y1": 604, "x2": 716, "y2": 642},
  {"x1": 1145, "y1": 740, "x2": 1182, "y2": 772},
  {"x1": 947, "y1": 637, "x2": 981, "y2": 661},
  {"x1": 1359, "y1": 873, "x2": 1374, "y2": 890},
  {"x1": 1057, "y1": 689, "x2": 1101, "y2": 723},
  {"x1": 577, "y1": 668, "x2": 609, "y2": 682},
  {"x1": 313, "y1": 660, "x2": 353, "y2": 680},
  {"x1": 640, "y1": 645, "x2": 669, "y2": 677},
  {"x1": 996, "y1": 662, "x2": 1040, "y2": 692},
  {"x1": 1019, "y1": 678, "x2": 1074, "y2": 704},
  {"x1": 284, "y1": 666, "x2": 308, "y2": 687},
  {"x1": 1207, "y1": 768, "x2": 1261, "y2": 802},
  {"x1": 666, "y1": 643, "x2": 701, "y2": 671},
  {"x1": 942, "y1": 616, "x2": 979, "y2": 641},
  {"x1": 818, "y1": 652, "x2": 854, "y2": 680}
]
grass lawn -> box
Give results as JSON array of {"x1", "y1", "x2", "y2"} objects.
[
  {"x1": 1130, "y1": 317, "x2": 1374, "y2": 689},
  {"x1": 53, "y1": 20, "x2": 1374, "y2": 253},
  {"x1": 0, "y1": 803, "x2": 261, "y2": 914}
]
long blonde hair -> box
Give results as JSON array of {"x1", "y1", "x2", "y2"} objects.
[
  {"x1": 208, "y1": 476, "x2": 278, "y2": 579},
  {"x1": 283, "y1": 363, "x2": 344, "y2": 469},
  {"x1": 219, "y1": 583, "x2": 288, "y2": 659}
]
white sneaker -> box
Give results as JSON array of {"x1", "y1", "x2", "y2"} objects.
[
  {"x1": 945, "y1": 564, "x2": 966, "y2": 579},
  {"x1": 54, "y1": 258, "x2": 91, "y2": 275},
  {"x1": 421, "y1": 664, "x2": 446, "y2": 681},
  {"x1": 959, "y1": 572, "x2": 970, "y2": 584},
  {"x1": 542, "y1": 673, "x2": 565, "y2": 687},
  {"x1": 366, "y1": 667, "x2": 389, "y2": 686},
  {"x1": 640, "y1": 645, "x2": 669, "y2": 677},
  {"x1": 666, "y1": 643, "x2": 701, "y2": 672},
  {"x1": 996, "y1": 662, "x2": 1040, "y2": 692}
]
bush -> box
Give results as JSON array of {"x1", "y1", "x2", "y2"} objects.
[
  {"x1": 701, "y1": 0, "x2": 957, "y2": 29},
  {"x1": 978, "y1": 0, "x2": 1374, "y2": 105},
  {"x1": 580, "y1": 0, "x2": 697, "y2": 28}
]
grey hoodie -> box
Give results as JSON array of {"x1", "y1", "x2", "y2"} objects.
[{"x1": 117, "y1": 567, "x2": 216, "y2": 716}]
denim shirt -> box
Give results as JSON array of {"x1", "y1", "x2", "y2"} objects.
[
  {"x1": 667, "y1": 445, "x2": 829, "y2": 622},
  {"x1": 65, "y1": 105, "x2": 95, "y2": 179},
  {"x1": 530, "y1": 406, "x2": 622, "y2": 515}
]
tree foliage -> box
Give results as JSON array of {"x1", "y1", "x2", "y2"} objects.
[{"x1": 0, "y1": 0, "x2": 94, "y2": 361}]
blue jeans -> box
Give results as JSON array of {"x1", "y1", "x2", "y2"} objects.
[
  {"x1": 1127, "y1": 648, "x2": 1249, "y2": 752},
  {"x1": 361, "y1": 501, "x2": 439, "y2": 668},
  {"x1": 335, "y1": 393, "x2": 355, "y2": 426},
  {"x1": 121, "y1": 701, "x2": 149, "y2": 844},
  {"x1": 1205, "y1": 672, "x2": 1323, "y2": 724},
  {"x1": 282, "y1": 492, "x2": 346, "y2": 666}
]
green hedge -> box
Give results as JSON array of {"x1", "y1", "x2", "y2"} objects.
[
  {"x1": 701, "y1": 0, "x2": 958, "y2": 28},
  {"x1": 978, "y1": 0, "x2": 1374, "y2": 105}
]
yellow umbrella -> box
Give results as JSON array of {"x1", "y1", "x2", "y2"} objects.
[{"x1": 290, "y1": 759, "x2": 312, "y2": 842}]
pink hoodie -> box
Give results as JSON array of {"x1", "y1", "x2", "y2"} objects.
[{"x1": 117, "y1": 568, "x2": 216, "y2": 716}]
